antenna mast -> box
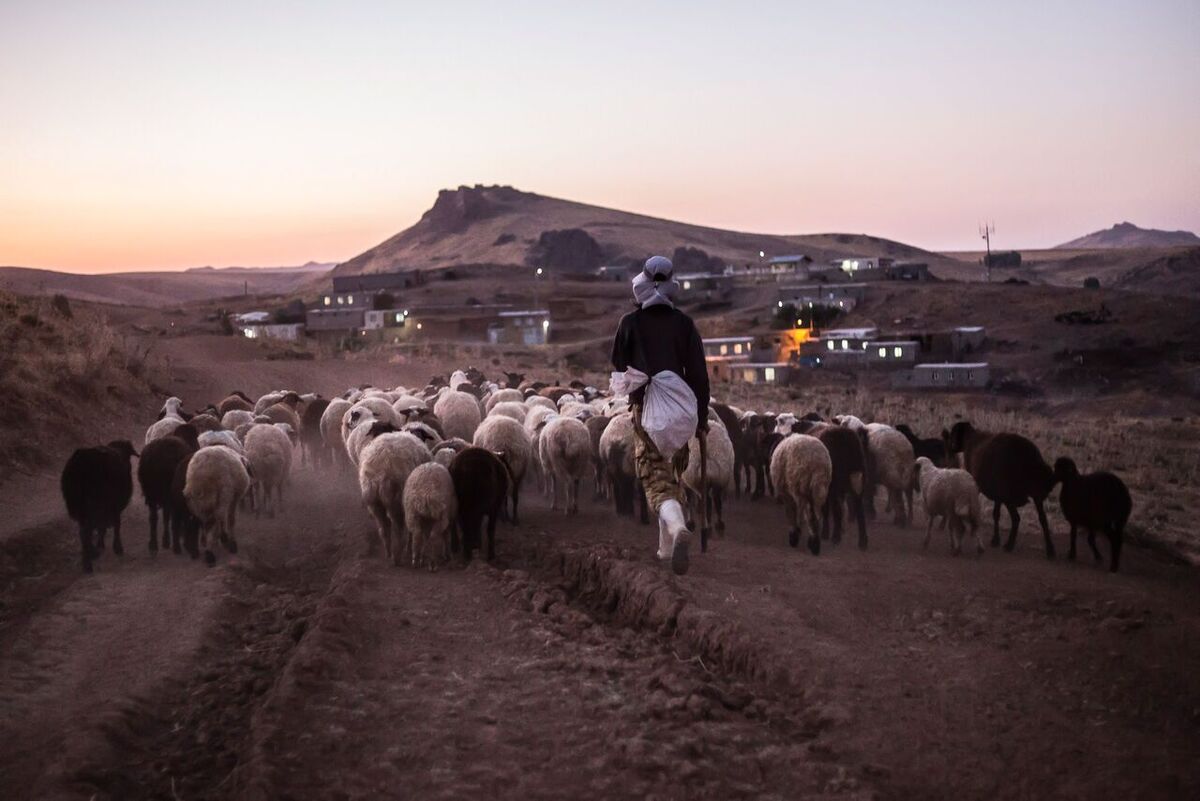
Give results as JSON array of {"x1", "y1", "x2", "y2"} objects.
[{"x1": 979, "y1": 221, "x2": 996, "y2": 283}]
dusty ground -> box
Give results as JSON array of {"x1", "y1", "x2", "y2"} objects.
[{"x1": 1, "y1": 334, "x2": 1198, "y2": 800}]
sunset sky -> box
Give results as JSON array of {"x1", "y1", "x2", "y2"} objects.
[{"x1": 2, "y1": 1, "x2": 1197, "y2": 273}]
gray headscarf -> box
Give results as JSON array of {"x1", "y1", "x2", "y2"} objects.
[{"x1": 632, "y1": 255, "x2": 679, "y2": 309}]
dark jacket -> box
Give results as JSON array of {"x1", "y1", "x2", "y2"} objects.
[{"x1": 611, "y1": 305, "x2": 709, "y2": 423}]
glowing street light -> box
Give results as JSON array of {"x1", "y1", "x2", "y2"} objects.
[{"x1": 536, "y1": 267, "x2": 544, "y2": 276}]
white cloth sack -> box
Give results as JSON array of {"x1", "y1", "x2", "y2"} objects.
[{"x1": 609, "y1": 367, "x2": 697, "y2": 458}]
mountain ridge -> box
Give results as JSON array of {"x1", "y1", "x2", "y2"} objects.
[{"x1": 1056, "y1": 222, "x2": 1200, "y2": 249}]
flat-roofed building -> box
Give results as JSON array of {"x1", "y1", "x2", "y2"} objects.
[{"x1": 892, "y1": 362, "x2": 991, "y2": 389}]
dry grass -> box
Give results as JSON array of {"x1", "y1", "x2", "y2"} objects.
[{"x1": 0, "y1": 291, "x2": 154, "y2": 470}]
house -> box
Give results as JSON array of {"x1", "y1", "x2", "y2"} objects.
[
  {"x1": 487, "y1": 310, "x2": 550, "y2": 345},
  {"x1": 836, "y1": 256, "x2": 894, "y2": 274},
  {"x1": 817, "y1": 327, "x2": 879, "y2": 353},
  {"x1": 234, "y1": 311, "x2": 271, "y2": 324},
  {"x1": 305, "y1": 308, "x2": 366, "y2": 338},
  {"x1": 321, "y1": 272, "x2": 409, "y2": 309},
  {"x1": 735, "y1": 362, "x2": 792, "y2": 384},
  {"x1": 676, "y1": 273, "x2": 733, "y2": 304},
  {"x1": 867, "y1": 340, "x2": 919, "y2": 365},
  {"x1": 777, "y1": 283, "x2": 868, "y2": 312},
  {"x1": 885, "y1": 262, "x2": 931, "y2": 281},
  {"x1": 734, "y1": 254, "x2": 813, "y2": 281},
  {"x1": 241, "y1": 322, "x2": 304, "y2": 341},
  {"x1": 950, "y1": 326, "x2": 986, "y2": 357},
  {"x1": 364, "y1": 308, "x2": 409, "y2": 331},
  {"x1": 891, "y1": 362, "x2": 991, "y2": 389},
  {"x1": 703, "y1": 336, "x2": 755, "y2": 360}
]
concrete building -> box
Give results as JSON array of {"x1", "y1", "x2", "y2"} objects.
[
  {"x1": 950, "y1": 326, "x2": 986, "y2": 357},
  {"x1": 703, "y1": 336, "x2": 756, "y2": 360},
  {"x1": 241, "y1": 322, "x2": 305, "y2": 342},
  {"x1": 777, "y1": 283, "x2": 868, "y2": 312},
  {"x1": 836, "y1": 256, "x2": 894, "y2": 275},
  {"x1": 734, "y1": 255, "x2": 813, "y2": 281},
  {"x1": 818, "y1": 327, "x2": 879, "y2": 353},
  {"x1": 725, "y1": 362, "x2": 792, "y2": 385},
  {"x1": 885, "y1": 262, "x2": 931, "y2": 281},
  {"x1": 363, "y1": 308, "x2": 409, "y2": 331},
  {"x1": 868, "y1": 340, "x2": 919, "y2": 365},
  {"x1": 892, "y1": 362, "x2": 991, "y2": 389},
  {"x1": 676, "y1": 272, "x2": 733, "y2": 304},
  {"x1": 321, "y1": 272, "x2": 410, "y2": 309},
  {"x1": 487, "y1": 310, "x2": 551, "y2": 345},
  {"x1": 305, "y1": 308, "x2": 366, "y2": 339}
]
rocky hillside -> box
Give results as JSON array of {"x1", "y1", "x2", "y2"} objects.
[
  {"x1": 1057, "y1": 222, "x2": 1200, "y2": 249},
  {"x1": 335, "y1": 185, "x2": 961, "y2": 278}
]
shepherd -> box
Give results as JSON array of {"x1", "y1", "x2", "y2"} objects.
[{"x1": 611, "y1": 255, "x2": 709, "y2": 575}]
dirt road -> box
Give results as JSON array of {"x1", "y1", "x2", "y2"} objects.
[{"x1": 0, "y1": 337, "x2": 1197, "y2": 800}]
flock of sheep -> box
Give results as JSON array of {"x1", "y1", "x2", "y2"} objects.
[{"x1": 59, "y1": 366, "x2": 1134, "y2": 576}]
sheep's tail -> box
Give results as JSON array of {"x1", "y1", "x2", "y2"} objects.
[{"x1": 849, "y1": 471, "x2": 864, "y2": 496}]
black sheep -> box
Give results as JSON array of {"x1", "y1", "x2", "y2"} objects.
[
  {"x1": 1053, "y1": 458, "x2": 1131, "y2": 573},
  {"x1": 60, "y1": 440, "x2": 138, "y2": 573},
  {"x1": 169, "y1": 454, "x2": 201, "y2": 559},
  {"x1": 449, "y1": 447, "x2": 510, "y2": 563},
  {"x1": 816, "y1": 426, "x2": 869, "y2": 549},
  {"x1": 137, "y1": 423, "x2": 199, "y2": 554},
  {"x1": 895, "y1": 424, "x2": 949, "y2": 467},
  {"x1": 300, "y1": 397, "x2": 331, "y2": 467},
  {"x1": 945, "y1": 421, "x2": 1056, "y2": 557}
]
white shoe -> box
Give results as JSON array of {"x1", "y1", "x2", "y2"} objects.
[
  {"x1": 656, "y1": 515, "x2": 673, "y2": 560},
  {"x1": 659, "y1": 500, "x2": 691, "y2": 575}
]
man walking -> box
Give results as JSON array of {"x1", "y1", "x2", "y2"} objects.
[{"x1": 611, "y1": 255, "x2": 709, "y2": 575}]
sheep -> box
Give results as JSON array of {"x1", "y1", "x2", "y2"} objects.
[
  {"x1": 524, "y1": 395, "x2": 557, "y2": 413},
  {"x1": 449, "y1": 447, "x2": 510, "y2": 563},
  {"x1": 538, "y1": 415, "x2": 592, "y2": 515},
  {"x1": 433, "y1": 389, "x2": 482, "y2": 442},
  {"x1": 300, "y1": 397, "x2": 331, "y2": 467},
  {"x1": 156, "y1": 396, "x2": 187, "y2": 421},
  {"x1": 402, "y1": 421, "x2": 442, "y2": 451},
  {"x1": 184, "y1": 444, "x2": 252, "y2": 566},
  {"x1": 61, "y1": 440, "x2": 138, "y2": 572},
  {"x1": 221, "y1": 409, "x2": 255, "y2": 431},
  {"x1": 244, "y1": 423, "x2": 293, "y2": 517},
  {"x1": 813, "y1": 424, "x2": 869, "y2": 549},
  {"x1": 1053, "y1": 457, "x2": 1131, "y2": 573},
  {"x1": 403, "y1": 462, "x2": 458, "y2": 569},
  {"x1": 358, "y1": 429, "x2": 431, "y2": 564},
  {"x1": 392, "y1": 395, "x2": 427, "y2": 418},
  {"x1": 584, "y1": 414, "x2": 612, "y2": 500},
  {"x1": 342, "y1": 397, "x2": 402, "y2": 444},
  {"x1": 711, "y1": 403, "x2": 748, "y2": 498},
  {"x1": 485, "y1": 388, "x2": 524, "y2": 412},
  {"x1": 896, "y1": 424, "x2": 950, "y2": 468},
  {"x1": 769, "y1": 434, "x2": 831, "y2": 556},
  {"x1": 680, "y1": 421, "x2": 735, "y2": 552},
  {"x1": 199, "y1": 430, "x2": 244, "y2": 453},
  {"x1": 187, "y1": 413, "x2": 223, "y2": 434},
  {"x1": 597, "y1": 411, "x2": 649, "y2": 523},
  {"x1": 914, "y1": 456, "x2": 984, "y2": 555},
  {"x1": 320, "y1": 398, "x2": 353, "y2": 466},
  {"x1": 487, "y1": 401, "x2": 528, "y2": 424},
  {"x1": 945, "y1": 421, "x2": 1056, "y2": 556},
  {"x1": 833, "y1": 414, "x2": 866, "y2": 431},
  {"x1": 263, "y1": 402, "x2": 302, "y2": 436},
  {"x1": 432, "y1": 437, "x2": 471, "y2": 468},
  {"x1": 217, "y1": 391, "x2": 254, "y2": 416},
  {"x1": 862, "y1": 423, "x2": 916, "y2": 527},
  {"x1": 138, "y1": 423, "x2": 199, "y2": 554},
  {"x1": 253, "y1": 390, "x2": 301, "y2": 415},
  {"x1": 145, "y1": 415, "x2": 185, "y2": 445},
  {"x1": 472, "y1": 414, "x2": 533, "y2": 524}
]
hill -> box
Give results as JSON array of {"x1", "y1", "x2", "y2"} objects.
[
  {"x1": 336, "y1": 184, "x2": 963, "y2": 278},
  {"x1": 0, "y1": 264, "x2": 331, "y2": 307},
  {"x1": 1057, "y1": 222, "x2": 1200, "y2": 249}
]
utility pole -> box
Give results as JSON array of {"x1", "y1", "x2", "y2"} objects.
[{"x1": 979, "y1": 222, "x2": 995, "y2": 283}]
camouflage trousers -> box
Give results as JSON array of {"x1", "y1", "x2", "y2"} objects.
[{"x1": 631, "y1": 405, "x2": 688, "y2": 513}]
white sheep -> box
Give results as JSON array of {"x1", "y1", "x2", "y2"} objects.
[
  {"x1": 433, "y1": 389, "x2": 482, "y2": 442},
  {"x1": 485, "y1": 388, "x2": 524, "y2": 412},
  {"x1": 431, "y1": 437, "x2": 470, "y2": 468},
  {"x1": 473, "y1": 415, "x2": 533, "y2": 524},
  {"x1": 341, "y1": 397, "x2": 402, "y2": 444},
  {"x1": 680, "y1": 420, "x2": 736, "y2": 540},
  {"x1": 487, "y1": 401, "x2": 528, "y2": 424},
  {"x1": 914, "y1": 456, "x2": 984, "y2": 555},
  {"x1": 524, "y1": 395, "x2": 557, "y2": 413},
  {"x1": 320, "y1": 398, "x2": 353, "y2": 466},
  {"x1": 864, "y1": 423, "x2": 916, "y2": 526},
  {"x1": 774, "y1": 412, "x2": 798, "y2": 436},
  {"x1": 145, "y1": 417, "x2": 185, "y2": 444},
  {"x1": 244, "y1": 423, "x2": 293, "y2": 516},
  {"x1": 769, "y1": 433, "x2": 832, "y2": 555},
  {"x1": 540, "y1": 415, "x2": 592, "y2": 515},
  {"x1": 358, "y1": 431, "x2": 431, "y2": 565},
  {"x1": 184, "y1": 444, "x2": 252, "y2": 566},
  {"x1": 403, "y1": 462, "x2": 458, "y2": 569},
  {"x1": 221, "y1": 409, "x2": 255, "y2": 431},
  {"x1": 391, "y1": 395, "x2": 427, "y2": 418},
  {"x1": 198, "y1": 430, "x2": 244, "y2": 453},
  {"x1": 834, "y1": 414, "x2": 866, "y2": 431}
]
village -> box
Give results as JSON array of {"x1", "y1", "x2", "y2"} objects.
[{"x1": 231, "y1": 251, "x2": 991, "y2": 392}]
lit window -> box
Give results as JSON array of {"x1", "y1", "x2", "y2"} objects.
[
  {"x1": 336, "y1": 296, "x2": 344, "y2": 305},
  {"x1": 542, "y1": 319, "x2": 549, "y2": 330},
  {"x1": 893, "y1": 346, "x2": 902, "y2": 358},
  {"x1": 879, "y1": 347, "x2": 887, "y2": 358},
  {"x1": 323, "y1": 296, "x2": 331, "y2": 306},
  {"x1": 777, "y1": 301, "x2": 783, "y2": 307},
  {"x1": 347, "y1": 296, "x2": 354, "y2": 305},
  {"x1": 720, "y1": 344, "x2": 728, "y2": 355},
  {"x1": 395, "y1": 313, "x2": 403, "y2": 323},
  {"x1": 683, "y1": 281, "x2": 691, "y2": 290},
  {"x1": 746, "y1": 342, "x2": 751, "y2": 350},
  {"x1": 827, "y1": 340, "x2": 835, "y2": 351},
  {"x1": 764, "y1": 367, "x2": 776, "y2": 382},
  {"x1": 733, "y1": 344, "x2": 742, "y2": 354},
  {"x1": 416, "y1": 322, "x2": 423, "y2": 330},
  {"x1": 841, "y1": 339, "x2": 848, "y2": 350},
  {"x1": 744, "y1": 369, "x2": 755, "y2": 382},
  {"x1": 862, "y1": 342, "x2": 868, "y2": 349}
]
